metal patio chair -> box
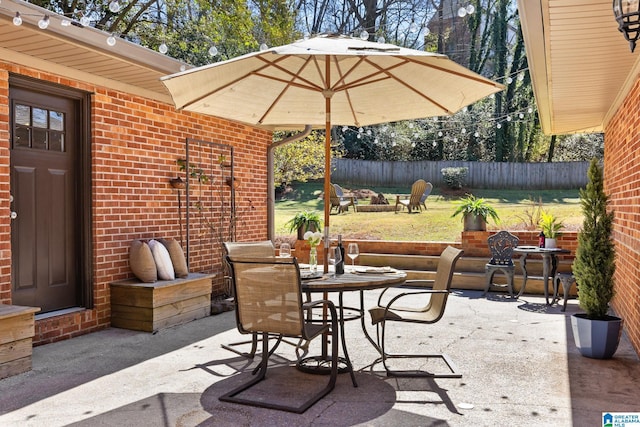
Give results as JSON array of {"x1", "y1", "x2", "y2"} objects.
[
  {"x1": 219, "y1": 256, "x2": 339, "y2": 413},
  {"x1": 483, "y1": 231, "x2": 519, "y2": 298},
  {"x1": 368, "y1": 246, "x2": 464, "y2": 378}
]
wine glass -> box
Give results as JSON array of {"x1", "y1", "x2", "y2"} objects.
[
  {"x1": 279, "y1": 242, "x2": 291, "y2": 258},
  {"x1": 328, "y1": 246, "x2": 341, "y2": 278},
  {"x1": 347, "y1": 243, "x2": 359, "y2": 270}
]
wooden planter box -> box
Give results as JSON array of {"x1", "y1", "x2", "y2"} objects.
[
  {"x1": 110, "y1": 273, "x2": 214, "y2": 332},
  {"x1": 0, "y1": 304, "x2": 40, "y2": 379}
]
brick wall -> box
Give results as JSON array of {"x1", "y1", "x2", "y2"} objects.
[
  {"x1": 294, "y1": 230, "x2": 578, "y2": 263},
  {"x1": 1, "y1": 62, "x2": 270, "y2": 345},
  {"x1": 0, "y1": 70, "x2": 10, "y2": 305},
  {"x1": 605, "y1": 77, "x2": 640, "y2": 356}
]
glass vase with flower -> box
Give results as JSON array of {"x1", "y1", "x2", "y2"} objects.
[{"x1": 304, "y1": 231, "x2": 323, "y2": 272}]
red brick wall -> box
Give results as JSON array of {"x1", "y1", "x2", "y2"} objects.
[
  {"x1": 294, "y1": 230, "x2": 578, "y2": 263},
  {"x1": 605, "y1": 78, "x2": 640, "y2": 356},
  {"x1": 1, "y1": 62, "x2": 270, "y2": 345},
  {"x1": 0, "y1": 70, "x2": 11, "y2": 305}
]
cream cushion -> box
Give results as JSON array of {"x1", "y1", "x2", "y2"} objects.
[{"x1": 148, "y1": 239, "x2": 175, "y2": 280}]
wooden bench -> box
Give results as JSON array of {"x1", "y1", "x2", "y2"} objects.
[
  {"x1": 0, "y1": 304, "x2": 40, "y2": 379},
  {"x1": 110, "y1": 272, "x2": 214, "y2": 332}
]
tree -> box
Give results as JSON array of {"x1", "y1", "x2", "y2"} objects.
[{"x1": 273, "y1": 131, "x2": 343, "y2": 189}]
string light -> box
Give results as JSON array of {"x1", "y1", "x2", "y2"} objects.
[
  {"x1": 38, "y1": 15, "x2": 49, "y2": 29},
  {"x1": 108, "y1": 0, "x2": 120, "y2": 13},
  {"x1": 359, "y1": 30, "x2": 369, "y2": 40},
  {"x1": 106, "y1": 34, "x2": 117, "y2": 46},
  {"x1": 80, "y1": 15, "x2": 90, "y2": 26},
  {"x1": 159, "y1": 43, "x2": 168, "y2": 54},
  {"x1": 208, "y1": 46, "x2": 218, "y2": 56},
  {"x1": 12, "y1": 11, "x2": 21, "y2": 26}
]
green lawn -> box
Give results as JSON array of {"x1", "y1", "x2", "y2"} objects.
[{"x1": 274, "y1": 181, "x2": 583, "y2": 242}]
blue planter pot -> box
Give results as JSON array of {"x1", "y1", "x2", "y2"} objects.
[{"x1": 571, "y1": 313, "x2": 623, "y2": 359}]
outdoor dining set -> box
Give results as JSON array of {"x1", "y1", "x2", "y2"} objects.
[{"x1": 217, "y1": 232, "x2": 574, "y2": 414}]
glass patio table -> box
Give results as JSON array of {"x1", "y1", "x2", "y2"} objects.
[{"x1": 513, "y1": 246, "x2": 570, "y2": 304}]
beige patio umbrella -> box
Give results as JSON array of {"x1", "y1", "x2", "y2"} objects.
[{"x1": 161, "y1": 33, "x2": 503, "y2": 271}]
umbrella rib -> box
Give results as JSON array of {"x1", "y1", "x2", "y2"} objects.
[
  {"x1": 363, "y1": 58, "x2": 454, "y2": 114},
  {"x1": 256, "y1": 56, "x2": 323, "y2": 92},
  {"x1": 331, "y1": 55, "x2": 359, "y2": 126},
  {"x1": 403, "y1": 56, "x2": 503, "y2": 88},
  {"x1": 258, "y1": 58, "x2": 314, "y2": 124},
  {"x1": 179, "y1": 56, "x2": 291, "y2": 110}
]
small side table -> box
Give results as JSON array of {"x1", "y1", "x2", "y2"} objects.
[
  {"x1": 513, "y1": 247, "x2": 570, "y2": 304},
  {"x1": 553, "y1": 273, "x2": 577, "y2": 312}
]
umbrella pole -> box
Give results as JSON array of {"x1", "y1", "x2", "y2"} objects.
[{"x1": 323, "y1": 56, "x2": 332, "y2": 275}]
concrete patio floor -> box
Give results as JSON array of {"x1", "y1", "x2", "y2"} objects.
[{"x1": 0, "y1": 289, "x2": 638, "y2": 427}]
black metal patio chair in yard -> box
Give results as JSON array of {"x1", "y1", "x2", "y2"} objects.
[{"x1": 483, "y1": 231, "x2": 519, "y2": 298}]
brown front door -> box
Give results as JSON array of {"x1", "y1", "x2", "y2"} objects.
[{"x1": 9, "y1": 86, "x2": 79, "y2": 312}]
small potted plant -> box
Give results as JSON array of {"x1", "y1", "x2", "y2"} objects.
[
  {"x1": 451, "y1": 194, "x2": 500, "y2": 231},
  {"x1": 285, "y1": 211, "x2": 322, "y2": 240},
  {"x1": 571, "y1": 158, "x2": 621, "y2": 359},
  {"x1": 539, "y1": 211, "x2": 564, "y2": 248}
]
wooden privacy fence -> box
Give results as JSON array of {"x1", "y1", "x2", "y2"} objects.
[{"x1": 331, "y1": 159, "x2": 589, "y2": 190}]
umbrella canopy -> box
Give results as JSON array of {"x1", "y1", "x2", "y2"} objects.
[{"x1": 161, "y1": 33, "x2": 503, "y2": 270}]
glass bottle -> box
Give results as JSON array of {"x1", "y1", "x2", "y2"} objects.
[
  {"x1": 538, "y1": 231, "x2": 546, "y2": 248},
  {"x1": 336, "y1": 235, "x2": 345, "y2": 275}
]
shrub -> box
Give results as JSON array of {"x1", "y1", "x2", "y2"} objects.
[{"x1": 441, "y1": 167, "x2": 468, "y2": 189}]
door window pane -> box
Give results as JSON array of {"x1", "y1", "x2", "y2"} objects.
[
  {"x1": 49, "y1": 132, "x2": 64, "y2": 152},
  {"x1": 14, "y1": 126, "x2": 30, "y2": 148},
  {"x1": 15, "y1": 104, "x2": 30, "y2": 126},
  {"x1": 32, "y1": 129, "x2": 47, "y2": 150},
  {"x1": 50, "y1": 111, "x2": 64, "y2": 131},
  {"x1": 33, "y1": 108, "x2": 48, "y2": 128}
]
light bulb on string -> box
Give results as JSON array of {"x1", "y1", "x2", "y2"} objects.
[
  {"x1": 377, "y1": 36, "x2": 385, "y2": 44},
  {"x1": 497, "y1": 123, "x2": 502, "y2": 129},
  {"x1": 38, "y1": 15, "x2": 50, "y2": 29},
  {"x1": 357, "y1": 134, "x2": 362, "y2": 139},
  {"x1": 506, "y1": 77, "x2": 513, "y2": 84},
  {"x1": 374, "y1": 138, "x2": 379, "y2": 144},
  {"x1": 518, "y1": 73, "x2": 525, "y2": 81},
  {"x1": 208, "y1": 46, "x2": 218, "y2": 56},
  {"x1": 519, "y1": 113, "x2": 524, "y2": 119},
  {"x1": 390, "y1": 132, "x2": 396, "y2": 138},
  {"x1": 409, "y1": 20, "x2": 418, "y2": 33},
  {"x1": 360, "y1": 30, "x2": 369, "y2": 40},
  {"x1": 461, "y1": 128, "x2": 466, "y2": 134},
  {"x1": 466, "y1": 4, "x2": 475, "y2": 14},
  {"x1": 259, "y1": 43, "x2": 268, "y2": 51},
  {"x1": 438, "y1": 131, "x2": 443, "y2": 137},
  {"x1": 506, "y1": 116, "x2": 512, "y2": 122},
  {"x1": 424, "y1": 26, "x2": 430, "y2": 36},
  {"x1": 358, "y1": 127, "x2": 364, "y2": 133},
  {"x1": 342, "y1": 126, "x2": 348, "y2": 132},
  {"x1": 159, "y1": 43, "x2": 168, "y2": 54},
  {"x1": 458, "y1": 7, "x2": 467, "y2": 17},
  {"x1": 474, "y1": 132, "x2": 480, "y2": 138},
  {"x1": 411, "y1": 142, "x2": 416, "y2": 148},
  {"x1": 432, "y1": 140, "x2": 437, "y2": 147},
  {"x1": 80, "y1": 15, "x2": 90, "y2": 26},
  {"x1": 528, "y1": 107, "x2": 533, "y2": 113},
  {"x1": 107, "y1": 34, "x2": 117, "y2": 46},
  {"x1": 13, "y1": 12, "x2": 22, "y2": 26},
  {"x1": 61, "y1": 19, "x2": 71, "y2": 27},
  {"x1": 408, "y1": 122, "x2": 414, "y2": 128},
  {"x1": 392, "y1": 141, "x2": 397, "y2": 147},
  {"x1": 366, "y1": 129, "x2": 372, "y2": 136},
  {"x1": 109, "y1": 0, "x2": 120, "y2": 13},
  {"x1": 180, "y1": 65, "x2": 186, "y2": 72}
]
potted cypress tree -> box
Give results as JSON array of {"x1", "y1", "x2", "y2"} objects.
[{"x1": 571, "y1": 158, "x2": 622, "y2": 359}]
